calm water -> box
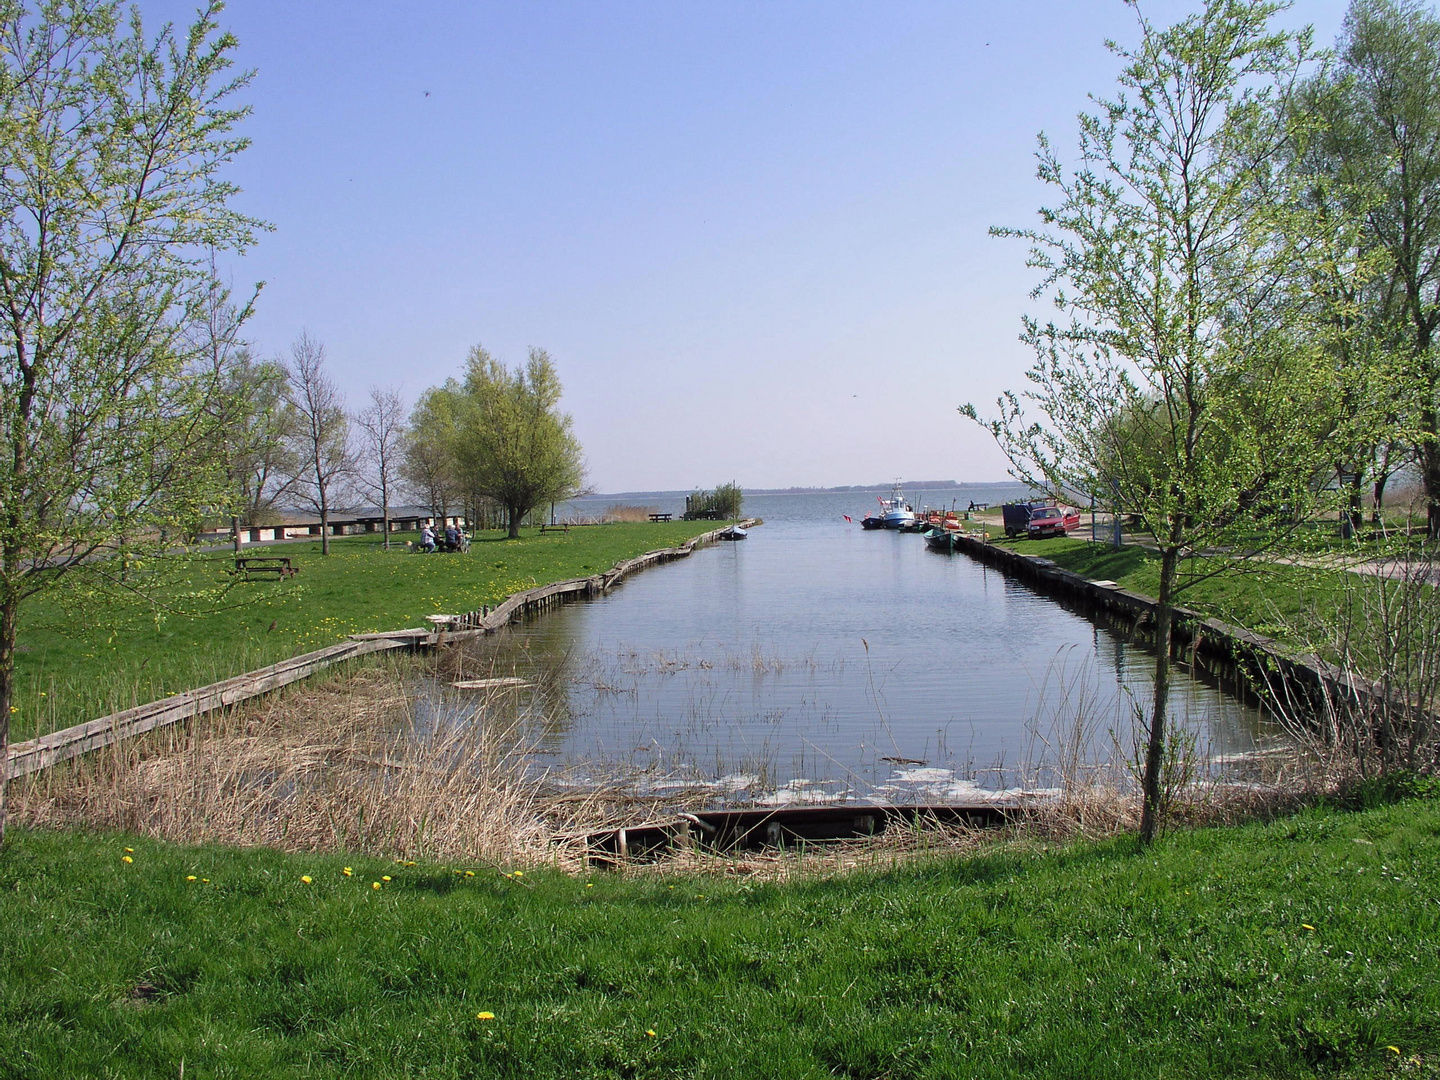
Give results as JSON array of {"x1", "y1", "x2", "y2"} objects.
[{"x1": 446, "y1": 489, "x2": 1279, "y2": 805}]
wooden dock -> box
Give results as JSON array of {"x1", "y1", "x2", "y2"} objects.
[{"x1": 580, "y1": 801, "x2": 1026, "y2": 864}]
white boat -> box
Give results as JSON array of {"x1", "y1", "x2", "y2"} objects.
[
  {"x1": 719, "y1": 524, "x2": 748, "y2": 540},
  {"x1": 878, "y1": 482, "x2": 916, "y2": 530}
]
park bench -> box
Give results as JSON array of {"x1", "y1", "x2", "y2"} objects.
[
  {"x1": 540, "y1": 523, "x2": 570, "y2": 534},
  {"x1": 648, "y1": 512, "x2": 673, "y2": 522},
  {"x1": 234, "y1": 555, "x2": 298, "y2": 581}
]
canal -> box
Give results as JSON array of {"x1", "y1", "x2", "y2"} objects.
[{"x1": 442, "y1": 489, "x2": 1280, "y2": 805}]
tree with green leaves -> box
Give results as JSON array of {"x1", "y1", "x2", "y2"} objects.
[
  {"x1": 451, "y1": 347, "x2": 585, "y2": 539},
  {"x1": 965, "y1": 0, "x2": 1368, "y2": 845},
  {"x1": 0, "y1": 0, "x2": 260, "y2": 842},
  {"x1": 1307, "y1": 0, "x2": 1440, "y2": 538},
  {"x1": 400, "y1": 383, "x2": 462, "y2": 523}
]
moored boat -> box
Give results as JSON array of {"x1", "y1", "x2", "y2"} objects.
[
  {"x1": 877, "y1": 481, "x2": 916, "y2": 530},
  {"x1": 923, "y1": 526, "x2": 957, "y2": 552}
]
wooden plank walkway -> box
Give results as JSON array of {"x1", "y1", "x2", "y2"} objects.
[
  {"x1": 7, "y1": 637, "x2": 403, "y2": 778},
  {"x1": 7, "y1": 520, "x2": 759, "y2": 778}
]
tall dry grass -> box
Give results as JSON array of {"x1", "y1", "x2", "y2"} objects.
[
  {"x1": 11, "y1": 642, "x2": 1332, "y2": 876},
  {"x1": 602, "y1": 504, "x2": 658, "y2": 523},
  {"x1": 12, "y1": 658, "x2": 676, "y2": 869}
]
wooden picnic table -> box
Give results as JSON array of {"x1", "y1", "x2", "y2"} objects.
[
  {"x1": 648, "y1": 512, "x2": 673, "y2": 522},
  {"x1": 234, "y1": 555, "x2": 298, "y2": 581},
  {"x1": 540, "y1": 523, "x2": 570, "y2": 534}
]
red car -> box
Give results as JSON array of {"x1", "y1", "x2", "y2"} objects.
[{"x1": 1027, "y1": 505, "x2": 1081, "y2": 538}]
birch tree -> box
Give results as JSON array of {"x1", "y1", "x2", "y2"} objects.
[
  {"x1": 965, "y1": 0, "x2": 1365, "y2": 845},
  {"x1": 0, "y1": 1, "x2": 259, "y2": 843}
]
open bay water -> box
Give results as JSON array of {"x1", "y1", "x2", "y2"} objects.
[{"x1": 450, "y1": 489, "x2": 1280, "y2": 805}]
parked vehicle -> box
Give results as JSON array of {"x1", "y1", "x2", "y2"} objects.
[
  {"x1": 1026, "y1": 505, "x2": 1081, "y2": 539},
  {"x1": 1001, "y1": 499, "x2": 1053, "y2": 537}
]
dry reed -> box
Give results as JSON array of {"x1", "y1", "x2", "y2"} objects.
[
  {"x1": 11, "y1": 644, "x2": 1335, "y2": 879},
  {"x1": 602, "y1": 504, "x2": 657, "y2": 523},
  {"x1": 15, "y1": 660, "x2": 608, "y2": 869}
]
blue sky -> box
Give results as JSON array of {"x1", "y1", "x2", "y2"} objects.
[{"x1": 154, "y1": 1, "x2": 1349, "y2": 492}]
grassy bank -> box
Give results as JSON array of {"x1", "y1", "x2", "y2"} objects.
[
  {"x1": 9, "y1": 523, "x2": 719, "y2": 742},
  {"x1": 2, "y1": 795, "x2": 1436, "y2": 1078},
  {"x1": 986, "y1": 534, "x2": 1349, "y2": 642}
]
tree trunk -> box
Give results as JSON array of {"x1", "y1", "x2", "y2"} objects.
[
  {"x1": 232, "y1": 512, "x2": 243, "y2": 552},
  {"x1": 1138, "y1": 545, "x2": 1179, "y2": 848},
  {"x1": 507, "y1": 503, "x2": 521, "y2": 539},
  {"x1": 1422, "y1": 413, "x2": 1440, "y2": 539},
  {"x1": 0, "y1": 598, "x2": 17, "y2": 846},
  {"x1": 319, "y1": 486, "x2": 331, "y2": 556}
]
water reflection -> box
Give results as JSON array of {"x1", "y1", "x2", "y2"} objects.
[{"x1": 439, "y1": 491, "x2": 1281, "y2": 804}]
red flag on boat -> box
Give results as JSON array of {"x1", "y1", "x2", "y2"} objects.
[{"x1": 843, "y1": 514, "x2": 852, "y2": 522}]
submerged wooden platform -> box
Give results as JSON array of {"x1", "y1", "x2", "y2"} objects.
[{"x1": 581, "y1": 800, "x2": 1025, "y2": 863}]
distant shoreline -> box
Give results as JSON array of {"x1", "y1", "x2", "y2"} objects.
[{"x1": 577, "y1": 480, "x2": 1031, "y2": 500}]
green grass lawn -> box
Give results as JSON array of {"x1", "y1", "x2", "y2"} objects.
[
  {"x1": 2, "y1": 794, "x2": 1436, "y2": 1078},
  {"x1": 988, "y1": 534, "x2": 1350, "y2": 643},
  {"x1": 9, "y1": 523, "x2": 719, "y2": 741}
]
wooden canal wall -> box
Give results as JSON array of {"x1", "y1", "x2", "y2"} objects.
[
  {"x1": 948, "y1": 532, "x2": 1426, "y2": 725},
  {"x1": 7, "y1": 521, "x2": 760, "y2": 779}
]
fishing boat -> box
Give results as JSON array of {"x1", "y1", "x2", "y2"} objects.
[{"x1": 872, "y1": 481, "x2": 916, "y2": 530}]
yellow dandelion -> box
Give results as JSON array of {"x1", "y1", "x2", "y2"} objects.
[
  {"x1": 512, "y1": 870, "x2": 523, "y2": 877},
  {"x1": 342, "y1": 867, "x2": 353, "y2": 877},
  {"x1": 124, "y1": 847, "x2": 134, "y2": 853},
  {"x1": 185, "y1": 875, "x2": 197, "y2": 882},
  {"x1": 476, "y1": 1011, "x2": 495, "y2": 1020},
  {"x1": 1387, "y1": 1046, "x2": 1402, "y2": 1055},
  {"x1": 121, "y1": 855, "x2": 133, "y2": 864},
  {"x1": 465, "y1": 870, "x2": 475, "y2": 878},
  {"x1": 372, "y1": 881, "x2": 382, "y2": 890},
  {"x1": 300, "y1": 876, "x2": 312, "y2": 884},
  {"x1": 586, "y1": 883, "x2": 594, "y2": 888},
  {"x1": 1302, "y1": 924, "x2": 1316, "y2": 931},
  {"x1": 381, "y1": 875, "x2": 392, "y2": 882},
  {"x1": 646, "y1": 1029, "x2": 657, "y2": 1038},
  {"x1": 201, "y1": 878, "x2": 210, "y2": 883}
]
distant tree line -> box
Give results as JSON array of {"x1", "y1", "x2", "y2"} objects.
[{"x1": 200, "y1": 333, "x2": 587, "y2": 547}]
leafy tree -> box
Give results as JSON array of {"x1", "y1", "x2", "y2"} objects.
[
  {"x1": 400, "y1": 384, "x2": 462, "y2": 523},
  {"x1": 451, "y1": 347, "x2": 585, "y2": 539},
  {"x1": 965, "y1": 0, "x2": 1365, "y2": 845},
  {"x1": 0, "y1": 0, "x2": 259, "y2": 841},
  {"x1": 1308, "y1": 0, "x2": 1440, "y2": 538},
  {"x1": 283, "y1": 332, "x2": 352, "y2": 556}
]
